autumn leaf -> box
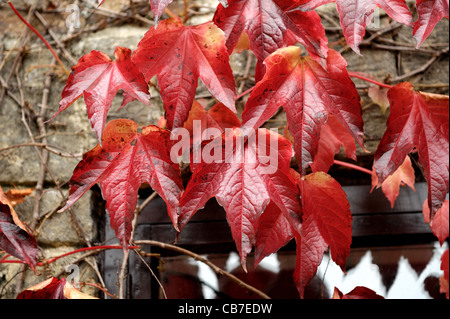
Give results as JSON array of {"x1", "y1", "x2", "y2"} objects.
[
  {"x1": 254, "y1": 201, "x2": 295, "y2": 267},
  {"x1": 52, "y1": 47, "x2": 151, "y2": 142},
  {"x1": 293, "y1": 211, "x2": 328, "y2": 298},
  {"x1": 179, "y1": 128, "x2": 301, "y2": 268},
  {"x1": 368, "y1": 86, "x2": 390, "y2": 114},
  {"x1": 0, "y1": 186, "x2": 33, "y2": 207},
  {"x1": 59, "y1": 119, "x2": 183, "y2": 250},
  {"x1": 298, "y1": 172, "x2": 352, "y2": 271},
  {"x1": 332, "y1": 286, "x2": 384, "y2": 299},
  {"x1": 299, "y1": 0, "x2": 414, "y2": 54},
  {"x1": 0, "y1": 186, "x2": 31, "y2": 232},
  {"x1": 423, "y1": 199, "x2": 449, "y2": 246},
  {"x1": 213, "y1": 0, "x2": 328, "y2": 79},
  {"x1": 241, "y1": 46, "x2": 364, "y2": 175},
  {"x1": 132, "y1": 18, "x2": 237, "y2": 129},
  {"x1": 183, "y1": 100, "x2": 241, "y2": 136},
  {"x1": 310, "y1": 115, "x2": 357, "y2": 173},
  {"x1": 0, "y1": 202, "x2": 38, "y2": 272},
  {"x1": 373, "y1": 82, "x2": 449, "y2": 220},
  {"x1": 371, "y1": 156, "x2": 415, "y2": 208},
  {"x1": 413, "y1": 0, "x2": 449, "y2": 48},
  {"x1": 16, "y1": 277, "x2": 97, "y2": 299},
  {"x1": 291, "y1": 170, "x2": 352, "y2": 297}
]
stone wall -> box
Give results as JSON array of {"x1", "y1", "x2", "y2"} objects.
[{"x1": 0, "y1": 0, "x2": 448, "y2": 298}]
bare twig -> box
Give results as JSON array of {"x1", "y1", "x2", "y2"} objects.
[
  {"x1": 391, "y1": 47, "x2": 449, "y2": 83},
  {"x1": 132, "y1": 248, "x2": 167, "y2": 299},
  {"x1": 118, "y1": 249, "x2": 130, "y2": 299},
  {"x1": 34, "y1": 11, "x2": 78, "y2": 65},
  {"x1": 134, "y1": 239, "x2": 271, "y2": 299},
  {"x1": 0, "y1": 142, "x2": 83, "y2": 158}
]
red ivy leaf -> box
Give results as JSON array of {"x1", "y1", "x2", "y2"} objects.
[
  {"x1": 17, "y1": 278, "x2": 66, "y2": 299},
  {"x1": 0, "y1": 202, "x2": 38, "y2": 272},
  {"x1": 311, "y1": 115, "x2": 357, "y2": 173},
  {"x1": 293, "y1": 212, "x2": 328, "y2": 298},
  {"x1": 183, "y1": 100, "x2": 241, "y2": 135},
  {"x1": 299, "y1": 0, "x2": 414, "y2": 54},
  {"x1": 16, "y1": 277, "x2": 96, "y2": 299},
  {"x1": 374, "y1": 82, "x2": 449, "y2": 220},
  {"x1": 213, "y1": 0, "x2": 328, "y2": 80},
  {"x1": 371, "y1": 156, "x2": 415, "y2": 208},
  {"x1": 254, "y1": 201, "x2": 294, "y2": 267},
  {"x1": 241, "y1": 46, "x2": 364, "y2": 175},
  {"x1": 132, "y1": 18, "x2": 237, "y2": 130},
  {"x1": 52, "y1": 47, "x2": 150, "y2": 142},
  {"x1": 298, "y1": 172, "x2": 352, "y2": 271},
  {"x1": 413, "y1": 0, "x2": 449, "y2": 48},
  {"x1": 179, "y1": 128, "x2": 301, "y2": 268},
  {"x1": 332, "y1": 286, "x2": 384, "y2": 299},
  {"x1": 59, "y1": 119, "x2": 183, "y2": 250},
  {"x1": 423, "y1": 199, "x2": 449, "y2": 246}
]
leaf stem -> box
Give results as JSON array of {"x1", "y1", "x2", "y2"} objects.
[
  {"x1": 8, "y1": 1, "x2": 69, "y2": 76},
  {"x1": 236, "y1": 86, "x2": 254, "y2": 100},
  {"x1": 348, "y1": 71, "x2": 393, "y2": 89},
  {"x1": 333, "y1": 159, "x2": 373, "y2": 176}
]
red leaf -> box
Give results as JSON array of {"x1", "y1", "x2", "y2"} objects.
[
  {"x1": 299, "y1": 172, "x2": 352, "y2": 271},
  {"x1": 17, "y1": 278, "x2": 66, "y2": 299},
  {"x1": 299, "y1": 0, "x2": 414, "y2": 54},
  {"x1": 149, "y1": 0, "x2": 173, "y2": 24},
  {"x1": 293, "y1": 212, "x2": 328, "y2": 298},
  {"x1": 183, "y1": 100, "x2": 241, "y2": 135},
  {"x1": 254, "y1": 201, "x2": 294, "y2": 266},
  {"x1": 332, "y1": 286, "x2": 384, "y2": 299},
  {"x1": 371, "y1": 156, "x2": 415, "y2": 208},
  {"x1": 310, "y1": 115, "x2": 357, "y2": 173},
  {"x1": 132, "y1": 18, "x2": 237, "y2": 129},
  {"x1": 59, "y1": 119, "x2": 183, "y2": 249},
  {"x1": 440, "y1": 249, "x2": 449, "y2": 298},
  {"x1": 213, "y1": 0, "x2": 328, "y2": 79},
  {"x1": 179, "y1": 128, "x2": 301, "y2": 268},
  {"x1": 241, "y1": 46, "x2": 364, "y2": 175},
  {"x1": 0, "y1": 202, "x2": 38, "y2": 271},
  {"x1": 423, "y1": 199, "x2": 449, "y2": 246},
  {"x1": 374, "y1": 82, "x2": 449, "y2": 219},
  {"x1": 52, "y1": 47, "x2": 150, "y2": 142},
  {"x1": 413, "y1": 0, "x2": 449, "y2": 48},
  {"x1": 16, "y1": 277, "x2": 97, "y2": 299}
]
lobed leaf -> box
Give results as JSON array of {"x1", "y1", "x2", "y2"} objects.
[
  {"x1": 52, "y1": 47, "x2": 150, "y2": 142},
  {"x1": 132, "y1": 18, "x2": 237, "y2": 130},
  {"x1": 413, "y1": 0, "x2": 449, "y2": 48},
  {"x1": 214, "y1": 0, "x2": 328, "y2": 79},
  {"x1": 59, "y1": 119, "x2": 183, "y2": 250},
  {"x1": 374, "y1": 82, "x2": 449, "y2": 219},
  {"x1": 299, "y1": 0, "x2": 414, "y2": 54},
  {"x1": 371, "y1": 156, "x2": 415, "y2": 208},
  {"x1": 241, "y1": 46, "x2": 364, "y2": 175},
  {"x1": 179, "y1": 128, "x2": 301, "y2": 268},
  {"x1": 298, "y1": 172, "x2": 353, "y2": 271}
]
